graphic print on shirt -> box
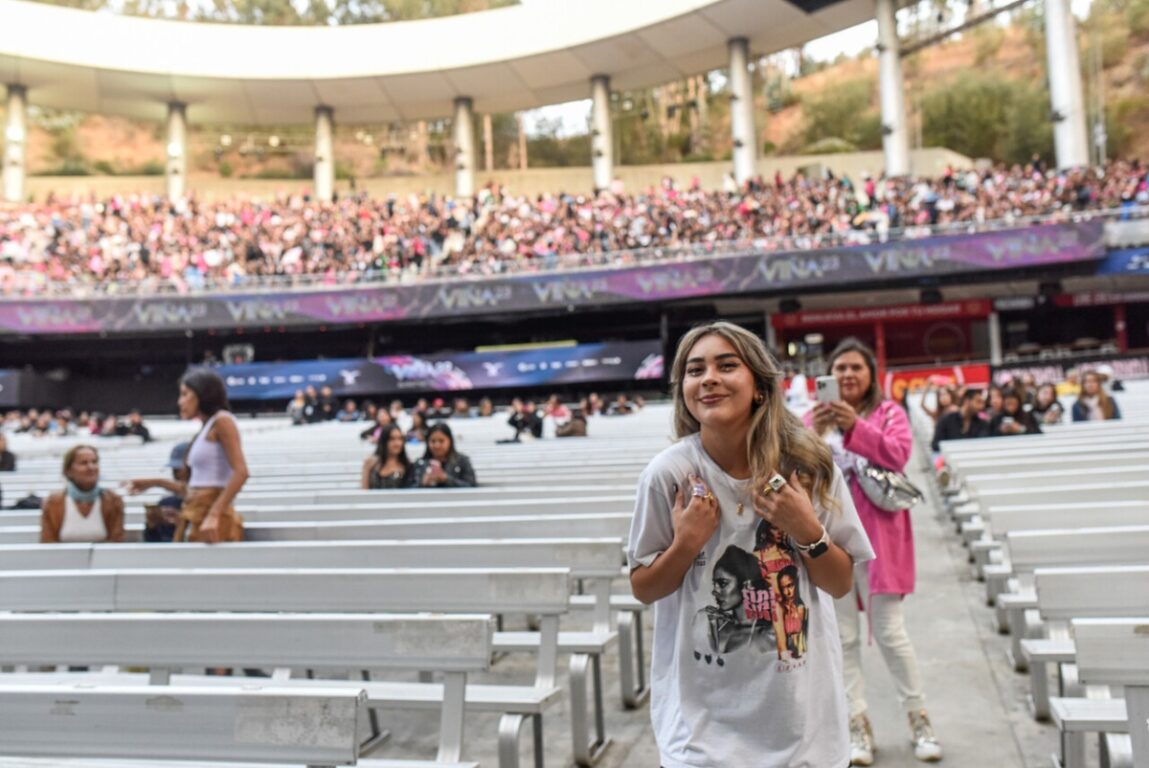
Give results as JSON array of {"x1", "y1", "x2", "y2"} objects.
[{"x1": 754, "y1": 518, "x2": 808, "y2": 662}]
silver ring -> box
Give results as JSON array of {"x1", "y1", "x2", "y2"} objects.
[{"x1": 691, "y1": 483, "x2": 707, "y2": 498}]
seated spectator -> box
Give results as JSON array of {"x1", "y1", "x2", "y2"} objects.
[
  {"x1": 430, "y1": 398, "x2": 452, "y2": 420},
  {"x1": 542, "y1": 394, "x2": 571, "y2": 425},
  {"x1": 585, "y1": 392, "x2": 604, "y2": 416},
  {"x1": 922, "y1": 383, "x2": 958, "y2": 424},
  {"x1": 98, "y1": 414, "x2": 119, "y2": 437},
  {"x1": 1030, "y1": 383, "x2": 1065, "y2": 425},
  {"x1": 984, "y1": 385, "x2": 1004, "y2": 420},
  {"x1": 361, "y1": 424, "x2": 411, "y2": 490},
  {"x1": 337, "y1": 399, "x2": 362, "y2": 422},
  {"x1": 121, "y1": 410, "x2": 152, "y2": 442},
  {"x1": 389, "y1": 399, "x2": 406, "y2": 423},
  {"x1": 362, "y1": 400, "x2": 378, "y2": 423},
  {"x1": 931, "y1": 389, "x2": 989, "y2": 452},
  {"x1": 317, "y1": 386, "x2": 339, "y2": 421},
  {"x1": 359, "y1": 408, "x2": 394, "y2": 443},
  {"x1": 54, "y1": 411, "x2": 75, "y2": 437},
  {"x1": 505, "y1": 398, "x2": 542, "y2": 441},
  {"x1": 40, "y1": 444, "x2": 125, "y2": 543},
  {"x1": 556, "y1": 406, "x2": 588, "y2": 438},
  {"x1": 406, "y1": 411, "x2": 429, "y2": 444},
  {"x1": 477, "y1": 397, "x2": 494, "y2": 418},
  {"x1": 1072, "y1": 370, "x2": 1122, "y2": 421},
  {"x1": 303, "y1": 385, "x2": 320, "y2": 423},
  {"x1": 138, "y1": 442, "x2": 190, "y2": 543},
  {"x1": 407, "y1": 423, "x2": 477, "y2": 488},
  {"x1": 988, "y1": 388, "x2": 1041, "y2": 436},
  {"x1": 0, "y1": 433, "x2": 15, "y2": 471},
  {"x1": 452, "y1": 398, "x2": 472, "y2": 418},
  {"x1": 287, "y1": 390, "x2": 308, "y2": 425},
  {"x1": 607, "y1": 393, "x2": 634, "y2": 416}
]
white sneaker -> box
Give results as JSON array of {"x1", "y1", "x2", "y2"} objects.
[
  {"x1": 909, "y1": 709, "x2": 943, "y2": 762},
  {"x1": 849, "y1": 713, "x2": 875, "y2": 766}
]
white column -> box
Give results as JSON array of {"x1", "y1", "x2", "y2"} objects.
[
  {"x1": 988, "y1": 311, "x2": 1003, "y2": 365},
  {"x1": 590, "y1": 75, "x2": 613, "y2": 192},
  {"x1": 728, "y1": 38, "x2": 757, "y2": 185},
  {"x1": 165, "y1": 102, "x2": 187, "y2": 201},
  {"x1": 3, "y1": 85, "x2": 28, "y2": 203},
  {"x1": 453, "y1": 97, "x2": 475, "y2": 198},
  {"x1": 876, "y1": 0, "x2": 910, "y2": 177},
  {"x1": 314, "y1": 106, "x2": 335, "y2": 203},
  {"x1": 1044, "y1": 0, "x2": 1089, "y2": 168}
]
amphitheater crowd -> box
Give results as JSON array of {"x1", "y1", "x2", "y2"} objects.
[{"x1": 0, "y1": 160, "x2": 1146, "y2": 295}]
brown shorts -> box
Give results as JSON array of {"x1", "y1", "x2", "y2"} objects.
[{"x1": 174, "y1": 489, "x2": 244, "y2": 543}]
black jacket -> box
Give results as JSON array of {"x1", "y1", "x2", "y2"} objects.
[
  {"x1": 407, "y1": 453, "x2": 478, "y2": 488},
  {"x1": 931, "y1": 411, "x2": 989, "y2": 452}
]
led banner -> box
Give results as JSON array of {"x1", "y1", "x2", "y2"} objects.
[
  {"x1": 0, "y1": 221, "x2": 1105, "y2": 336},
  {"x1": 0, "y1": 370, "x2": 21, "y2": 407},
  {"x1": 215, "y1": 340, "x2": 665, "y2": 400},
  {"x1": 992, "y1": 354, "x2": 1149, "y2": 386},
  {"x1": 1097, "y1": 247, "x2": 1149, "y2": 275}
]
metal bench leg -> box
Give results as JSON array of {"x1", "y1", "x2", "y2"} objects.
[
  {"x1": 570, "y1": 653, "x2": 610, "y2": 767},
  {"x1": 498, "y1": 712, "x2": 544, "y2": 768},
  {"x1": 1061, "y1": 731, "x2": 1086, "y2": 768},
  {"x1": 617, "y1": 609, "x2": 649, "y2": 709},
  {"x1": 1027, "y1": 659, "x2": 1051, "y2": 721}
]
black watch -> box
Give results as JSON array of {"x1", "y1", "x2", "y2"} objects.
[{"x1": 793, "y1": 526, "x2": 831, "y2": 559}]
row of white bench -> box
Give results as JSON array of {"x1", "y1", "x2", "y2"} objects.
[
  {"x1": 0, "y1": 408, "x2": 678, "y2": 767},
  {"x1": 928, "y1": 383, "x2": 1149, "y2": 768}
]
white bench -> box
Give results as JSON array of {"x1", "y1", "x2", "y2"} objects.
[
  {"x1": 0, "y1": 613, "x2": 491, "y2": 767},
  {"x1": 0, "y1": 567, "x2": 573, "y2": 768},
  {"x1": 0, "y1": 684, "x2": 370, "y2": 767},
  {"x1": 0, "y1": 538, "x2": 647, "y2": 717},
  {"x1": 1049, "y1": 617, "x2": 1149, "y2": 768}
]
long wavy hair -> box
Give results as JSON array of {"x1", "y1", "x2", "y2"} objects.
[{"x1": 670, "y1": 321, "x2": 836, "y2": 511}]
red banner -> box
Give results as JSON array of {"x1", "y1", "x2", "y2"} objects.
[
  {"x1": 883, "y1": 363, "x2": 992, "y2": 404},
  {"x1": 774, "y1": 300, "x2": 992, "y2": 329}
]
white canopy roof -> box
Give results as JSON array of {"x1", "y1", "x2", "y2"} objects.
[{"x1": 0, "y1": 0, "x2": 874, "y2": 125}]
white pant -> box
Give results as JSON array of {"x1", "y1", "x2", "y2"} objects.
[{"x1": 834, "y1": 563, "x2": 926, "y2": 718}]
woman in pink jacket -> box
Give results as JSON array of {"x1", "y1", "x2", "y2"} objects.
[{"x1": 806, "y1": 338, "x2": 942, "y2": 766}]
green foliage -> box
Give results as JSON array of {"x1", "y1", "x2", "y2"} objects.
[
  {"x1": 130, "y1": 159, "x2": 165, "y2": 176},
  {"x1": 34, "y1": 160, "x2": 91, "y2": 176},
  {"x1": 218, "y1": 159, "x2": 234, "y2": 178},
  {"x1": 800, "y1": 77, "x2": 882, "y2": 151},
  {"x1": 921, "y1": 71, "x2": 1052, "y2": 164},
  {"x1": 91, "y1": 159, "x2": 116, "y2": 175},
  {"x1": 1104, "y1": 96, "x2": 1149, "y2": 157},
  {"x1": 30, "y1": 0, "x2": 517, "y2": 24}
]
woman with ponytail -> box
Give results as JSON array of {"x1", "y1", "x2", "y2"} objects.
[{"x1": 627, "y1": 321, "x2": 873, "y2": 768}]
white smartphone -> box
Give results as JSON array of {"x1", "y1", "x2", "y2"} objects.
[{"x1": 815, "y1": 376, "x2": 840, "y2": 404}]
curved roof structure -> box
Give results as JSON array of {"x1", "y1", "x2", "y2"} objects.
[{"x1": 0, "y1": 0, "x2": 873, "y2": 125}]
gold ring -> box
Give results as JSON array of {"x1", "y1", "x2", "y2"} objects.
[{"x1": 704, "y1": 492, "x2": 715, "y2": 502}]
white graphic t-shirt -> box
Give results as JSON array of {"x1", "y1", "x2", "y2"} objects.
[{"x1": 627, "y1": 433, "x2": 875, "y2": 768}]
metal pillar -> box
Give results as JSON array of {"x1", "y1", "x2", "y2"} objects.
[
  {"x1": 876, "y1": 0, "x2": 910, "y2": 176},
  {"x1": 4, "y1": 85, "x2": 28, "y2": 203},
  {"x1": 728, "y1": 38, "x2": 757, "y2": 185},
  {"x1": 314, "y1": 106, "x2": 335, "y2": 203},
  {"x1": 590, "y1": 75, "x2": 613, "y2": 192},
  {"x1": 165, "y1": 102, "x2": 187, "y2": 201},
  {"x1": 453, "y1": 97, "x2": 475, "y2": 197},
  {"x1": 1044, "y1": 0, "x2": 1089, "y2": 168},
  {"x1": 988, "y1": 311, "x2": 1003, "y2": 365}
]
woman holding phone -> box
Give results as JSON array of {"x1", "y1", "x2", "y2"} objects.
[
  {"x1": 628, "y1": 321, "x2": 873, "y2": 768},
  {"x1": 407, "y1": 423, "x2": 477, "y2": 488},
  {"x1": 807, "y1": 338, "x2": 942, "y2": 765}
]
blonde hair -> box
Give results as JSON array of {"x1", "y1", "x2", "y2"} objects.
[
  {"x1": 670, "y1": 321, "x2": 836, "y2": 510},
  {"x1": 61, "y1": 444, "x2": 99, "y2": 477}
]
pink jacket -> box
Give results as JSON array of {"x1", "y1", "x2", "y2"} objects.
[{"x1": 804, "y1": 400, "x2": 916, "y2": 596}]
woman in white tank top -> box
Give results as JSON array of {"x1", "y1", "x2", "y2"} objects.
[
  {"x1": 40, "y1": 445, "x2": 125, "y2": 544},
  {"x1": 127, "y1": 369, "x2": 249, "y2": 543}
]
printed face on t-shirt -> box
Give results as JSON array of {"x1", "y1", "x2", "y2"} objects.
[{"x1": 711, "y1": 566, "x2": 742, "y2": 612}]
